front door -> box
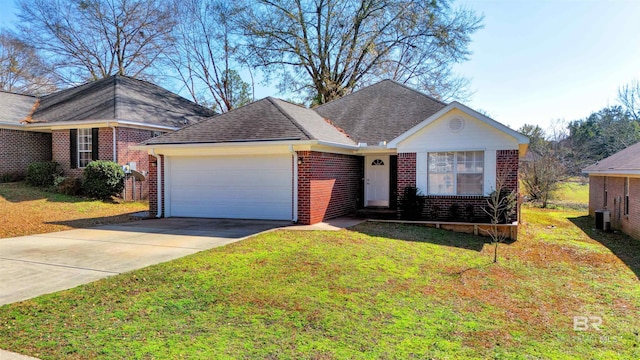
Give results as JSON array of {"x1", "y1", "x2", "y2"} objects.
[{"x1": 365, "y1": 155, "x2": 390, "y2": 207}]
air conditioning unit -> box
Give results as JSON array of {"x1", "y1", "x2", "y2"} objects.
[{"x1": 595, "y1": 209, "x2": 611, "y2": 231}]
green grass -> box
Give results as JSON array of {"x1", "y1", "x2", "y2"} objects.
[
  {"x1": 1, "y1": 205, "x2": 639, "y2": 358},
  {"x1": 551, "y1": 181, "x2": 589, "y2": 208}
]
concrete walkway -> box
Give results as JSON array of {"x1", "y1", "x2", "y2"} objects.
[{"x1": 0, "y1": 216, "x2": 364, "y2": 359}]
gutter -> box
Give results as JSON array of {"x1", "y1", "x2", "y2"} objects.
[
  {"x1": 0, "y1": 122, "x2": 50, "y2": 132},
  {"x1": 583, "y1": 170, "x2": 640, "y2": 177},
  {"x1": 288, "y1": 145, "x2": 299, "y2": 223},
  {"x1": 24, "y1": 119, "x2": 180, "y2": 132},
  {"x1": 150, "y1": 148, "x2": 162, "y2": 218},
  {"x1": 131, "y1": 139, "x2": 361, "y2": 151}
]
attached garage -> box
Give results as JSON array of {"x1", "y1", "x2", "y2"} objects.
[{"x1": 165, "y1": 154, "x2": 294, "y2": 220}]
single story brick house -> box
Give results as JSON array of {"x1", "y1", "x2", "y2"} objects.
[
  {"x1": 0, "y1": 75, "x2": 215, "y2": 198},
  {"x1": 135, "y1": 80, "x2": 529, "y2": 224},
  {"x1": 583, "y1": 142, "x2": 640, "y2": 240}
]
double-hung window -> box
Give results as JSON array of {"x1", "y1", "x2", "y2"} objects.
[
  {"x1": 77, "y1": 128, "x2": 93, "y2": 168},
  {"x1": 428, "y1": 151, "x2": 484, "y2": 195},
  {"x1": 70, "y1": 128, "x2": 97, "y2": 169}
]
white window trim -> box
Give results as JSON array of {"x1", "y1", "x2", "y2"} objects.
[
  {"x1": 78, "y1": 128, "x2": 92, "y2": 168},
  {"x1": 427, "y1": 151, "x2": 485, "y2": 196}
]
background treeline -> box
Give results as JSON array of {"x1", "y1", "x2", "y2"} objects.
[
  {"x1": 0, "y1": 0, "x2": 482, "y2": 111},
  {"x1": 519, "y1": 80, "x2": 640, "y2": 207}
]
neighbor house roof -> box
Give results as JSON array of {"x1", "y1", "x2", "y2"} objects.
[
  {"x1": 0, "y1": 91, "x2": 37, "y2": 125},
  {"x1": 28, "y1": 75, "x2": 215, "y2": 128},
  {"x1": 314, "y1": 79, "x2": 447, "y2": 145},
  {"x1": 583, "y1": 142, "x2": 640, "y2": 175},
  {"x1": 143, "y1": 97, "x2": 356, "y2": 146}
]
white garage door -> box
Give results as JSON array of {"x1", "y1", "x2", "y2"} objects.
[{"x1": 167, "y1": 154, "x2": 293, "y2": 220}]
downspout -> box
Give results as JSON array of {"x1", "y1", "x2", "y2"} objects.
[
  {"x1": 288, "y1": 145, "x2": 298, "y2": 223},
  {"x1": 108, "y1": 123, "x2": 117, "y2": 162},
  {"x1": 150, "y1": 149, "x2": 162, "y2": 218},
  {"x1": 109, "y1": 123, "x2": 123, "y2": 199}
]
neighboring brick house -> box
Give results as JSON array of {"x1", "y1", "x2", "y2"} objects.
[
  {"x1": 0, "y1": 75, "x2": 215, "y2": 199},
  {"x1": 584, "y1": 142, "x2": 640, "y2": 240},
  {"x1": 136, "y1": 80, "x2": 529, "y2": 225},
  {"x1": 0, "y1": 91, "x2": 51, "y2": 180}
]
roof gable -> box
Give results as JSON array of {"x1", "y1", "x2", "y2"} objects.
[
  {"x1": 583, "y1": 142, "x2": 640, "y2": 174},
  {"x1": 315, "y1": 79, "x2": 447, "y2": 144},
  {"x1": 30, "y1": 75, "x2": 215, "y2": 128},
  {"x1": 388, "y1": 101, "x2": 530, "y2": 149}
]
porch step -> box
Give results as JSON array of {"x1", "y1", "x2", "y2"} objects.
[{"x1": 355, "y1": 208, "x2": 397, "y2": 220}]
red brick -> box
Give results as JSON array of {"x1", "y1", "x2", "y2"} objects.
[
  {"x1": 52, "y1": 127, "x2": 155, "y2": 200},
  {"x1": 0, "y1": 129, "x2": 51, "y2": 178},
  {"x1": 297, "y1": 151, "x2": 362, "y2": 225}
]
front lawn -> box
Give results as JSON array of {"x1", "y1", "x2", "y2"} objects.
[
  {"x1": 0, "y1": 182, "x2": 147, "y2": 238},
  {"x1": 0, "y1": 205, "x2": 638, "y2": 358}
]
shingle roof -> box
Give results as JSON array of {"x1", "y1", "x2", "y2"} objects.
[
  {"x1": 583, "y1": 142, "x2": 640, "y2": 173},
  {"x1": 29, "y1": 75, "x2": 215, "y2": 127},
  {"x1": 314, "y1": 79, "x2": 447, "y2": 144},
  {"x1": 143, "y1": 97, "x2": 355, "y2": 145},
  {"x1": 0, "y1": 91, "x2": 37, "y2": 125}
]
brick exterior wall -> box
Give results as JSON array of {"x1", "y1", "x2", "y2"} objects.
[
  {"x1": 397, "y1": 152, "x2": 417, "y2": 198},
  {"x1": 297, "y1": 151, "x2": 362, "y2": 225},
  {"x1": 52, "y1": 129, "x2": 82, "y2": 178},
  {"x1": 148, "y1": 154, "x2": 164, "y2": 217},
  {"x1": 52, "y1": 127, "x2": 155, "y2": 200},
  {"x1": 497, "y1": 149, "x2": 519, "y2": 194},
  {"x1": 589, "y1": 176, "x2": 606, "y2": 215},
  {"x1": 396, "y1": 149, "x2": 520, "y2": 223},
  {"x1": 589, "y1": 175, "x2": 640, "y2": 240},
  {"x1": 629, "y1": 178, "x2": 640, "y2": 240},
  {"x1": 0, "y1": 129, "x2": 52, "y2": 178},
  {"x1": 116, "y1": 128, "x2": 154, "y2": 200}
]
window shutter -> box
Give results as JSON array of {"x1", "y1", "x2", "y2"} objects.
[
  {"x1": 70, "y1": 129, "x2": 78, "y2": 169},
  {"x1": 92, "y1": 128, "x2": 99, "y2": 161}
]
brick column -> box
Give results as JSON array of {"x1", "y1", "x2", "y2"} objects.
[
  {"x1": 148, "y1": 154, "x2": 164, "y2": 217},
  {"x1": 496, "y1": 150, "x2": 519, "y2": 194},
  {"x1": 396, "y1": 152, "x2": 417, "y2": 201}
]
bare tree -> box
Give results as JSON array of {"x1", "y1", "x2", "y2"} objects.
[
  {"x1": 15, "y1": 0, "x2": 175, "y2": 84},
  {"x1": 519, "y1": 124, "x2": 567, "y2": 207},
  {"x1": 170, "y1": 0, "x2": 252, "y2": 112},
  {"x1": 520, "y1": 151, "x2": 566, "y2": 208},
  {"x1": 618, "y1": 79, "x2": 640, "y2": 121},
  {"x1": 0, "y1": 31, "x2": 58, "y2": 94},
  {"x1": 238, "y1": 0, "x2": 482, "y2": 104},
  {"x1": 482, "y1": 166, "x2": 517, "y2": 263}
]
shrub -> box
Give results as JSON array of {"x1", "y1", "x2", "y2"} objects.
[
  {"x1": 26, "y1": 161, "x2": 63, "y2": 187},
  {"x1": 399, "y1": 186, "x2": 424, "y2": 220},
  {"x1": 448, "y1": 203, "x2": 461, "y2": 221},
  {"x1": 0, "y1": 172, "x2": 25, "y2": 183},
  {"x1": 56, "y1": 177, "x2": 83, "y2": 196},
  {"x1": 464, "y1": 204, "x2": 476, "y2": 222},
  {"x1": 429, "y1": 205, "x2": 441, "y2": 221},
  {"x1": 82, "y1": 160, "x2": 125, "y2": 199},
  {"x1": 484, "y1": 189, "x2": 517, "y2": 224}
]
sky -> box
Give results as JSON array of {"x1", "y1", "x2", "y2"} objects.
[
  {"x1": 454, "y1": 0, "x2": 640, "y2": 131},
  {"x1": 1, "y1": 0, "x2": 639, "y2": 133}
]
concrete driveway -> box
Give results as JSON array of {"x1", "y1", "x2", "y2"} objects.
[{"x1": 0, "y1": 218, "x2": 289, "y2": 306}]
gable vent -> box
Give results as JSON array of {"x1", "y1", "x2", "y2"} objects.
[{"x1": 448, "y1": 117, "x2": 465, "y2": 132}]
